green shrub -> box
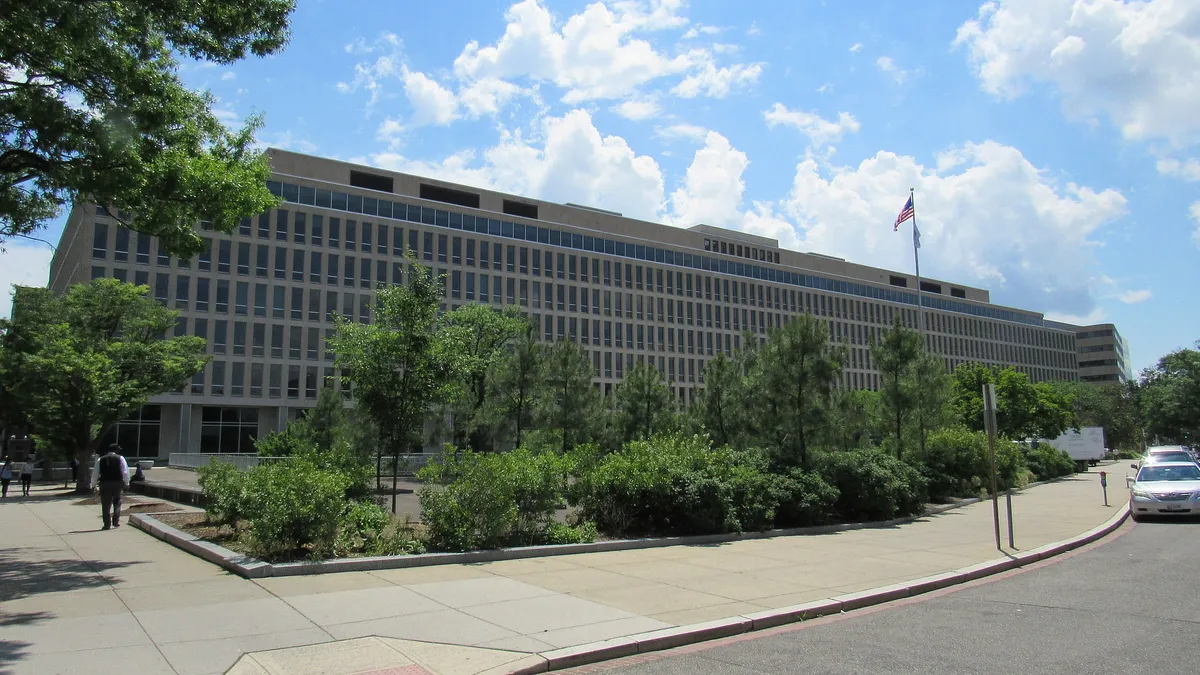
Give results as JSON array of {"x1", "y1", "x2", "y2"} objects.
[
  {"x1": 1022, "y1": 442, "x2": 1076, "y2": 482},
  {"x1": 196, "y1": 460, "x2": 248, "y2": 530},
  {"x1": 816, "y1": 449, "x2": 928, "y2": 522},
  {"x1": 775, "y1": 468, "x2": 840, "y2": 528},
  {"x1": 572, "y1": 434, "x2": 785, "y2": 537},
  {"x1": 417, "y1": 448, "x2": 570, "y2": 552},
  {"x1": 919, "y1": 427, "x2": 989, "y2": 501},
  {"x1": 546, "y1": 521, "x2": 598, "y2": 545},
  {"x1": 242, "y1": 460, "x2": 350, "y2": 559},
  {"x1": 335, "y1": 501, "x2": 425, "y2": 557}
]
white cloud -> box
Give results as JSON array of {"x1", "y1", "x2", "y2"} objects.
[
  {"x1": 746, "y1": 22, "x2": 761, "y2": 36},
  {"x1": 220, "y1": 71, "x2": 237, "y2": 81},
  {"x1": 672, "y1": 55, "x2": 762, "y2": 98},
  {"x1": 337, "y1": 34, "x2": 405, "y2": 109},
  {"x1": 778, "y1": 141, "x2": 1127, "y2": 316},
  {"x1": 875, "y1": 56, "x2": 913, "y2": 84},
  {"x1": 682, "y1": 24, "x2": 722, "y2": 39},
  {"x1": 1045, "y1": 308, "x2": 1108, "y2": 326},
  {"x1": 611, "y1": 98, "x2": 662, "y2": 120},
  {"x1": 401, "y1": 67, "x2": 461, "y2": 126},
  {"x1": 955, "y1": 0, "x2": 1200, "y2": 147},
  {"x1": 1157, "y1": 157, "x2": 1200, "y2": 181},
  {"x1": 764, "y1": 103, "x2": 861, "y2": 147},
  {"x1": 850, "y1": 42, "x2": 863, "y2": 53},
  {"x1": 0, "y1": 244, "x2": 54, "y2": 320},
  {"x1": 667, "y1": 131, "x2": 749, "y2": 228},
  {"x1": 458, "y1": 78, "x2": 523, "y2": 117},
  {"x1": 212, "y1": 107, "x2": 239, "y2": 125},
  {"x1": 265, "y1": 130, "x2": 317, "y2": 154},
  {"x1": 363, "y1": 109, "x2": 665, "y2": 222},
  {"x1": 655, "y1": 123, "x2": 708, "y2": 142},
  {"x1": 1117, "y1": 289, "x2": 1152, "y2": 304}
]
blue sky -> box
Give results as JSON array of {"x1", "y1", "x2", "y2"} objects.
[{"x1": 5, "y1": 0, "x2": 1198, "y2": 372}]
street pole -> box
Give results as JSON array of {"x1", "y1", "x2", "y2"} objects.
[
  {"x1": 1005, "y1": 488, "x2": 1015, "y2": 549},
  {"x1": 983, "y1": 383, "x2": 1002, "y2": 550}
]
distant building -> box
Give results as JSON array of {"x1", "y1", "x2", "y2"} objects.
[
  {"x1": 1073, "y1": 323, "x2": 1133, "y2": 384},
  {"x1": 49, "y1": 148, "x2": 1117, "y2": 459}
]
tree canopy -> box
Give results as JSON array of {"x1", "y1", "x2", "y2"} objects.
[
  {"x1": 950, "y1": 363, "x2": 1076, "y2": 441},
  {"x1": 1, "y1": 0, "x2": 294, "y2": 254},
  {"x1": 0, "y1": 279, "x2": 207, "y2": 489},
  {"x1": 1138, "y1": 345, "x2": 1200, "y2": 446}
]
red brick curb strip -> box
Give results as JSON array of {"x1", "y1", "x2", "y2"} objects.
[{"x1": 504, "y1": 504, "x2": 1130, "y2": 674}]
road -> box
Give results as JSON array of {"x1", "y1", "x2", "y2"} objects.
[{"x1": 574, "y1": 516, "x2": 1200, "y2": 675}]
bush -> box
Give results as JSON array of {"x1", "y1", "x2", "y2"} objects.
[
  {"x1": 335, "y1": 501, "x2": 425, "y2": 557},
  {"x1": 196, "y1": 460, "x2": 248, "y2": 530},
  {"x1": 919, "y1": 427, "x2": 989, "y2": 501},
  {"x1": 572, "y1": 434, "x2": 786, "y2": 537},
  {"x1": 417, "y1": 448, "x2": 571, "y2": 551},
  {"x1": 1022, "y1": 442, "x2": 1076, "y2": 482},
  {"x1": 242, "y1": 460, "x2": 351, "y2": 559},
  {"x1": 775, "y1": 468, "x2": 839, "y2": 528},
  {"x1": 816, "y1": 449, "x2": 927, "y2": 522},
  {"x1": 546, "y1": 521, "x2": 598, "y2": 545}
]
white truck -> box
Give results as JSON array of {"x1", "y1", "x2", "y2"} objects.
[{"x1": 1042, "y1": 427, "x2": 1106, "y2": 471}]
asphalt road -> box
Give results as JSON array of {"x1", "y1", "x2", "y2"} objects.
[{"x1": 578, "y1": 516, "x2": 1200, "y2": 675}]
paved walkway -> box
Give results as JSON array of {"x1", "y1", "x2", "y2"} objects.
[{"x1": 0, "y1": 469, "x2": 1125, "y2": 675}]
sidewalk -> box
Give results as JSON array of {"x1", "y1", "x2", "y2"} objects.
[{"x1": 0, "y1": 471, "x2": 1124, "y2": 675}]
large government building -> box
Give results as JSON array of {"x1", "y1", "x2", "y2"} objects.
[{"x1": 48, "y1": 149, "x2": 1126, "y2": 459}]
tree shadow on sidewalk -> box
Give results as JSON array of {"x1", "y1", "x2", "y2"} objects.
[
  {"x1": 0, "y1": 638, "x2": 32, "y2": 675},
  {"x1": 0, "y1": 549, "x2": 139, "y2": 602}
]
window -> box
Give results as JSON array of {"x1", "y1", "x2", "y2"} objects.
[
  {"x1": 217, "y1": 240, "x2": 231, "y2": 273},
  {"x1": 255, "y1": 245, "x2": 268, "y2": 277},
  {"x1": 344, "y1": 256, "x2": 355, "y2": 286},
  {"x1": 97, "y1": 405, "x2": 162, "y2": 458},
  {"x1": 273, "y1": 285, "x2": 285, "y2": 318},
  {"x1": 291, "y1": 287, "x2": 303, "y2": 320},
  {"x1": 175, "y1": 275, "x2": 190, "y2": 309},
  {"x1": 293, "y1": 212, "x2": 306, "y2": 244},
  {"x1": 305, "y1": 366, "x2": 318, "y2": 399},
  {"x1": 289, "y1": 326, "x2": 302, "y2": 359},
  {"x1": 199, "y1": 407, "x2": 259, "y2": 453},
  {"x1": 276, "y1": 210, "x2": 288, "y2": 241},
  {"x1": 157, "y1": 243, "x2": 170, "y2": 267},
  {"x1": 307, "y1": 327, "x2": 319, "y2": 360},
  {"x1": 269, "y1": 364, "x2": 282, "y2": 398},
  {"x1": 253, "y1": 283, "x2": 266, "y2": 316},
  {"x1": 377, "y1": 223, "x2": 388, "y2": 254},
  {"x1": 197, "y1": 237, "x2": 211, "y2": 270},
  {"x1": 196, "y1": 278, "x2": 210, "y2": 312},
  {"x1": 233, "y1": 321, "x2": 247, "y2": 356},
  {"x1": 361, "y1": 222, "x2": 372, "y2": 252},
  {"x1": 154, "y1": 273, "x2": 169, "y2": 305},
  {"x1": 251, "y1": 363, "x2": 264, "y2": 396},
  {"x1": 114, "y1": 227, "x2": 129, "y2": 262},
  {"x1": 292, "y1": 249, "x2": 305, "y2": 281},
  {"x1": 308, "y1": 289, "x2": 320, "y2": 321},
  {"x1": 312, "y1": 215, "x2": 324, "y2": 246},
  {"x1": 236, "y1": 281, "x2": 249, "y2": 315},
  {"x1": 274, "y1": 247, "x2": 287, "y2": 279},
  {"x1": 271, "y1": 324, "x2": 284, "y2": 358},
  {"x1": 329, "y1": 217, "x2": 341, "y2": 248},
  {"x1": 211, "y1": 361, "x2": 226, "y2": 396},
  {"x1": 345, "y1": 220, "x2": 357, "y2": 249},
  {"x1": 216, "y1": 279, "x2": 229, "y2": 313},
  {"x1": 92, "y1": 223, "x2": 108, "y2": 259},
  {"x1": 288, "y1": 365, "x2": 300, "y2": 399},
  {"x1": 310, "y1": 251, "x2": 322, "y2": 283}
]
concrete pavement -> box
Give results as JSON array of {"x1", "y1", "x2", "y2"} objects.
[{"x1": 1, "y1": 470, "x2": 1125, "y2": 675}]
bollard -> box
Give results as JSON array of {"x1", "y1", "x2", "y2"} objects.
[
  {"x1": 1100, "y1": 471, "x2": 1108, "y2": 507},
  {"x1": 1005, "y1": 488, "x2": 1015, "y2": 549}
]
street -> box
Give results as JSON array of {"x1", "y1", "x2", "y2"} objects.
[{"x1": 575, "y1": 517, "x2": 1200, "y2": 675}]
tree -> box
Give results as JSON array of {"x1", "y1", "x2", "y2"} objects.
[
  {"x1": 1053, "y1": 381, "x2": 1142, "y2": 451},
  {"x1": 1138, "y1": 346, "x2": 1200, "y2": 446},
  {"x1": 439, "y1": 304, "x2": 526, "y2": 451},
  {"x1": 696, "y1": 353, "x2": 743, "y2": 448},
  {"x1": 755, "y1": 315, "x2": 844, "y2": 470},
  {"x1": 823, "y1": 388, "x2": 880, "y2": 452},
  {"x1": 912, "y1": 351, "x2": 952, "y2": 456},
  {"x1": 872, "y1": 317, "x2": 922, "y2": 460},
  {"x1": 328, "y1": 259, "x2": 461, "y2": 512},
  {"x1": 1, "y1": 0, "x2": 293, "y2": 253},
  {"x1": 950, "y1": 363, "x2": 1077, "y2": 441},
  {"x1": 613, "y1": 362, "x2": 675, "y2": 444},
  {"x1": 486, "y1": 326, "x2": 544, "y2": 448},
  {"x1": 537, "y1": 340, "x2": 600, "y2": 454},
  {"x1": 0, "y1": 279, "x2": 206, "y2": 491}
]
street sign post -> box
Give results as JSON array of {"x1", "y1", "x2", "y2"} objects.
[
  {"x1": 983, "y1": 383, "x2": 1002, "y2": 550},
  {"x1": 1100, "y1": 470, "x2": 1108, "y2": 507}
]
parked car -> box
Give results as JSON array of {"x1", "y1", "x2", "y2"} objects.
[
  {"x1": 1132, "y1": 445, "x2": 1199, "y2": 469},
  {"x1": 1140, "y1": 450, "x2": 1199, "y2": 466},
  {"x1": 1127, "y1": 461, "x2": 1200, "y2": 521}
]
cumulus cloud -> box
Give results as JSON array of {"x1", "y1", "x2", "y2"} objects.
[
  {"x1": 1191, "y1": 201, "x2": 1200, "y2": 247},
  {"x1": 337, "y1": 33, "x2": 405, "y2": 109},
  {"x1": 1117, "y1": 289, "x2": 1152, "y2": 304},
  {"x1": 1157, "y1": 157, "x2": 1200, "y2": 181},
  {"x1": 655, "y1": 123, "x2": 708, "y2": 142},
  {"x1": 362, "y1": 109, "x2": 665, "y2": 222},
  {"x1": 849, "y1": 42, "x2": 863, "y2": 53},
  {"x1": 955, "y1": 0, "x2": 1200, "y2": 147},
  {"x1": 875, "y1": 56, "x2": 913, "y2": 84},
  {"x1": 0, "y1": 244, "x2": 54, "y2": 319},
  {"x1": 401, "y1": 67, "x2": 460, "y2": 126},
  {"x1": 611, "y1": 98, "x2": 662, "y2": 120},
  {"x1": 763, "y1": 103, "x2": 861, "y2": 147},
  {"x1": 667, "y1": 132, "x2": 749, "y2": 228}
]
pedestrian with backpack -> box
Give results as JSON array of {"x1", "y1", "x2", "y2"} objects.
[{"x1": 91, "y1": 445, "x2": 130, "y2": 530}]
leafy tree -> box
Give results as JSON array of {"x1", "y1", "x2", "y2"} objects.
[
  {"x1": 696, "y1": 353, "x2": 743, "y2": 448},
  {"x1": 440, "y1": 304, "x2": 526, "y2": 451},
  {"x1": 755, "y1": 315, "x2": 844, "y2": 470},
  {"x1": 329, "y1": 259, "x2": 461, "y2": 512},
  {"x1": 1051, "y1": 380, "x2": 1144, "y2": 452},
  {"x1": 0, "y1": 279, "x2": 206, "y2": 491},
  {"x1": 951, "y1": 363, "x2": 1077, "y2": 441},
  {"x1": 823, "y1": 388, "x2": 880, "y2": 452},
  {"x1": 486, "y1": 326, "x2": 544, "y2": 448},
  {"x1": 912, "y1": 351, "x2": 952, "y2": 456},
  {"x1": 613, "y1": 362, "x2": 675, "y2": 444},
  {"x1": 537, "y1": 339, "x2": 600, "y2": 454},
  {"x1": 1138, "y1": 346, "x2": 1200, "y2": 446},
  {"x1": 873, "y1": 317, "x2": 922, "y2": 460},
  {"x1": 1, "y1": 0, "x2": 293, "y2": 254}
]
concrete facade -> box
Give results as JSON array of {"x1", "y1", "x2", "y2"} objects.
[
  {"x1": 49, "y1": 148, "x2": 1107, "y2": 458},
  {"x1": 1073, "y1": 323, "x2": 1133, "y2": 383}
]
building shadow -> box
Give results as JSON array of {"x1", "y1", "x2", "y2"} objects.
[{"x1": 0, "y1": 549, "x2": 139, "y2": 602}]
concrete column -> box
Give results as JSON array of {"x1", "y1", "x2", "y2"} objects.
[
  {"x1": 276, "y1": 405, "x2": 288, "y2": 432},
  {"x1": 178, "y1": 403, "x2": 192, "y2": 454}
]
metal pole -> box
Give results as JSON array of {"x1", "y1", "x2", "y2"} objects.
[
  {"x1": 910, "y1": 188, "x2": 925, "y2": 339},
  {"x1": 1005, "y1": 488, "x2": 1015, "y2": 549},
  {"x1": 984, "y1": 383, "x2": 1002, "y2": 550}
]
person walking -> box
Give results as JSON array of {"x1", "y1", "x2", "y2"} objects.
[
  {"x1": 69, "y1": 456, "x2": 80, "y2": 486},
  {"x1": 19, "y1": 454, "x2": 36, "y2": 497},
  {"x1": 1, "y1": 457, "x2": 12, "y2": 498},
  {"x1": 91, "y1": 445, "x2": 130, "y2": 530}
]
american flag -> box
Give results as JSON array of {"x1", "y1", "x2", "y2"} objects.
[{"x1": 893, "y1": 196, "x2": 914, "y2": 231}]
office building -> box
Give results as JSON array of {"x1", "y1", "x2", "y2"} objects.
[
  {"x1": 1072, "y1": 323, "x2": 1133, "y2": 383},
  {"x1": 49, "y1": 149, "x2": 1103, "y2": 459}
]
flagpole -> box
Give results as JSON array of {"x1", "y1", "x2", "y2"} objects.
[{"x1": 910, "y1": 187, "x2": 925, "y2": 344}]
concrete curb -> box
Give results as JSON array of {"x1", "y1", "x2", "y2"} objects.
[
  {"x1": 129, "y1": 496, "x2": 984, "y2": 579},
  {"x1": 513, "y1": 504, "x2": 1130, "y2": 673}
]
